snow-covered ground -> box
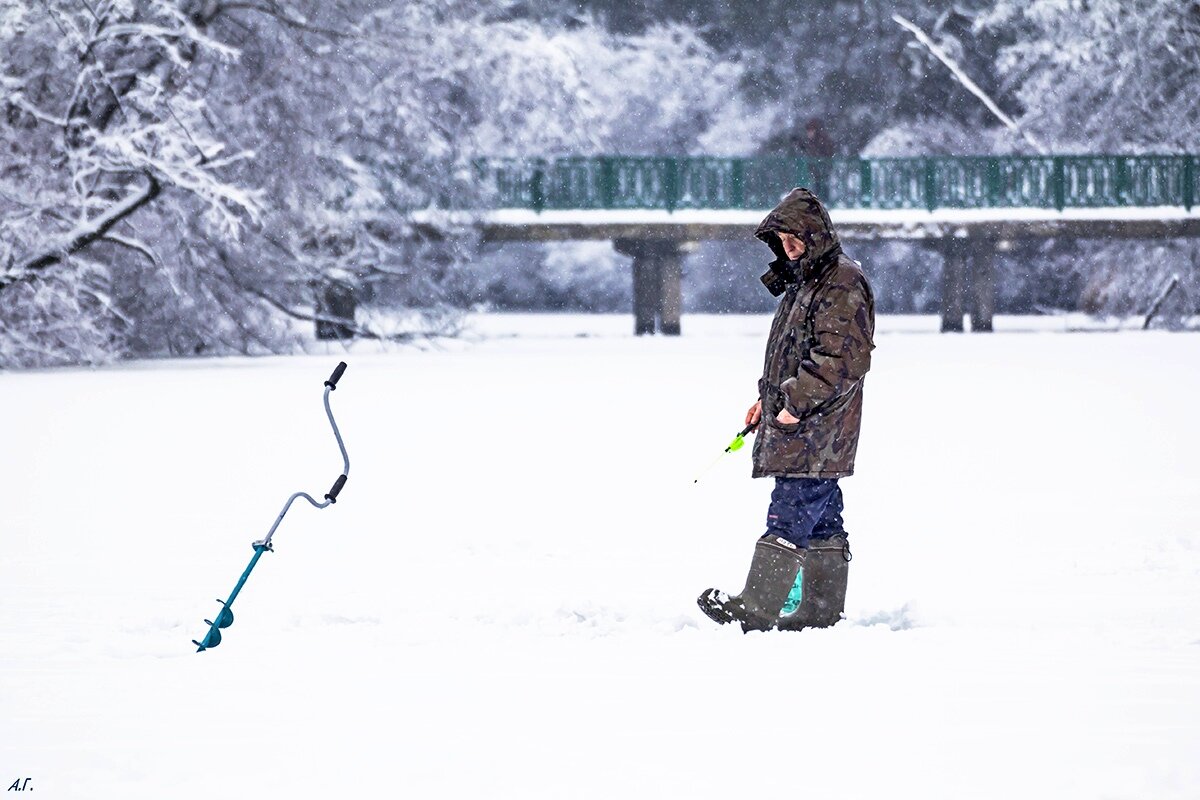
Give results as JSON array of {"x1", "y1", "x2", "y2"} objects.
[{"x1": 3, "y1": 314, "x2": 1199, "y2": 799}]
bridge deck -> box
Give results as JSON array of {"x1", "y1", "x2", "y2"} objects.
[
  {"x1": 440, "y1": 154, "x2": 1200, "y2": 334},
  {"x1": 474, "y1": 206, "x2": 1200, "y2": 242}
]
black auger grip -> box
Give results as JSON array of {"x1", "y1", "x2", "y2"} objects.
[
  {"x1": 326, "y1": 474, "x2": 348, "y2": 503},
  {"x1": 325, "y1": 361, "x2": 348, "y2": 389}
]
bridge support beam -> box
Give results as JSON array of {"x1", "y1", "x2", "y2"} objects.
[
  {"x1": 971, "y1": 242, "x2": 997, "y2": 333},
  {"x1": 938, "y1": 239, "x2": 998, "y2": 333},
  {"x1": 940, "y1": 241, "x2": 967, "y2": 333},
  {"x1": 614, "y1": 239, "x2": 691, "y2": 336},
  {"x1": 632, "y1": 253, "x2": 658, "y2": 335}
]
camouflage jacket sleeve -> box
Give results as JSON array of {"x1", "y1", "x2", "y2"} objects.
[{"x1": 779, "y1": 279, "x2": 874, "y2": 417}]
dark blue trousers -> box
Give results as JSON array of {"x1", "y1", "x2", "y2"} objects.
[{"x1": 763, "y1": 477, "x2": 845, "y2": 548}]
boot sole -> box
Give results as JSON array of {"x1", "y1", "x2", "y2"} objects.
[{"x1": 696, "y1": 592, "x2": 735, "y2": 625}]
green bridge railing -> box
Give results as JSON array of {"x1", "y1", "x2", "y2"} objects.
[{"x1": 479, "y1": 155, "x2": 1198, "y2": 213}]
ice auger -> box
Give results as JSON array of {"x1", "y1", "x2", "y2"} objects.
[{"x1": 192, "y1": 362, "x2": 351, "y2": 653}]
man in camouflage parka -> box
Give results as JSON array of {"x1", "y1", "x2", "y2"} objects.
[{"x1": 699, "y1": 187, "x2": 875, "y2": 633}]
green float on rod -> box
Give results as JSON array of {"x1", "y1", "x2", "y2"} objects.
[{"x1": 693, "y1": 421, "x2": 758, "y2": 484}]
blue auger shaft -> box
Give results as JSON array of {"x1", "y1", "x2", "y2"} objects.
[
  {"x1": 194, "y1": 544, "x2": 268, "y2": 652},
  {"x1": 227, "y1": 545, "x2": 268, "y2": 607}
]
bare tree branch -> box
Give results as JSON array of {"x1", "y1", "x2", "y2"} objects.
[
  {"x1": 215, "y1": 1, "x2": 350, "y2": 38},
  {"x1": 893, "y1": 13, "x2": 1047, "y2": 154},
  {"x1": 214, "y1": 254, "x2": 427, "y2": 343},
  {"x1": 2, "y1": 173, "x2": 160, "y2": 289},
  {"x1": 100, "y1": 232, "x2": 162, "y2": 269}
]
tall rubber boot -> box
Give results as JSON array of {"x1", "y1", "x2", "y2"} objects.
[
  {"x1": 776, "y1": 533, "x2": 852, "y2": 631},
  {"x1": 697, "y1": 536, "x2": 805, "y2": 633}
]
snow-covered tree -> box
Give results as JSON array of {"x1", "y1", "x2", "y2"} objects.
[
  {"x1": 984, "y1": 0, "x2": 1200, "y2": 153},
  {"x1": 979, "y1": 0, "x2": 1200, "y2": 324},
  {"x1": 1, "y1": 1, "x2": 764, "y2": 366},
  {"x1": 0, "y1": 0, "x2": 261, "y2": 365}
]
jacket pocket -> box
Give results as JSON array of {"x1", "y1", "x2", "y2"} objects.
[
  {"x1": 767, "y1": 417, "x2": 802, "y2": 435},
  {"x1": 765, "y1": 394, "x2": 803, "y2": 434}
]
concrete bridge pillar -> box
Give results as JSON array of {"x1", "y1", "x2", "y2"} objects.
[
  {"x1": 614, "y1": 239, "x2": 692, "y2": 335},
  {"x1": 940, "y1": 241, "x2": 967, "y2": 333},
  {"x1": 971, "y1": 242, "x2": 997, "y2": 333},
  {"x1": 938, "y1": 239, "x2": 997, "y2": 333}
]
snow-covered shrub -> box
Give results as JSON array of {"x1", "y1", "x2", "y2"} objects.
[
  {"x1": 476, "y1": 242, "x2": 631, "y2": 313},
  {"x1": 861, "y1": 117, "x2": 1019, "y2": 157},
  {"x1": 464, "y1": 21, "x2": 763, "y2": 156}
]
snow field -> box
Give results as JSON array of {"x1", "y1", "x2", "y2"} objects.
[{"x1": 2, "y1": 315, "x2": 1199, "y2": 799}]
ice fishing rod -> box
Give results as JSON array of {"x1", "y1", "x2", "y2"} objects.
[
  {"x1": 192, "y1": 362, "x2": 351, "y2": 653},
  {"x1": 693, "y1": 421, "x2": 758, "y2": 484}
]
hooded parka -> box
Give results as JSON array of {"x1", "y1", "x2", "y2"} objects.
[{"x1": 752, "y1": 188, "x2": 875, "y2": 479}]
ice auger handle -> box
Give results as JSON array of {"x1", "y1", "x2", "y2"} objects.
[
  {"x1": 326, "y1": 474, "x2": 348, "y2": 503},
  {"x1": 325, "y1": 361, "x2": 348, "y2": 389}
]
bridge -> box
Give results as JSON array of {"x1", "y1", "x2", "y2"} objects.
[{"x1": 446, "y1": 155, "x2": 1200, "y2": 334}]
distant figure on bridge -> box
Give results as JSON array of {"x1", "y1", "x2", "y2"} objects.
[
  {"x1": 698, "y1": 187, "x2": 875, "y2": 633},
  {"x1": 801, "y1": 118, "x2": 840, "y2": 200},
  {"x1": 790, "y1": 118, "x2": 835, "y2": 198},
  {"x1": 799, "y1": 118, "x2": 835, "y2": 159},
  {"x1": 765, "y1": 117, "x2": 836, "y2": 159}
]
